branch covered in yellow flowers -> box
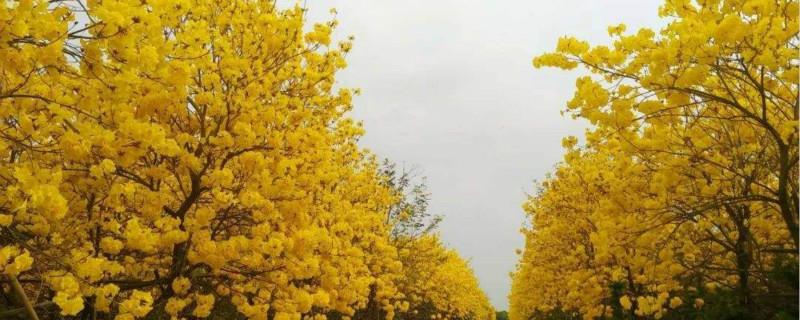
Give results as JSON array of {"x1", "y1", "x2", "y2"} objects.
[
  {"x1": 511, "y1": 0, "x2": 797, "y2": 319},
  {"x1": 0, "y1": 1, "x2": 493, "y2": 320}
]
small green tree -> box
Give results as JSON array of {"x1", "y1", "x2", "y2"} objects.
[{"x1": 496, "y1": 310, "x2": 509, "y2": 320}]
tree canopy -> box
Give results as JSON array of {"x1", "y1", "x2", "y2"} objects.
[
  {"x1": 0, "y1": 1, "x2": 494, "y2": 319},
  {"x1": 511, "y1": 0, "x2": 798, "y2": 319}
]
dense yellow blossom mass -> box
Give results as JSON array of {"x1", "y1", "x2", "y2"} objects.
[
  {"x1": 5, "y1": 0, "x2": 794, "y2": 319},
  {"x1": 512, "y1": 0, "x2": 797, "y2": 319},
  {"x1": 394, "y1": 235, "x2": 494, "y2": 320},
  {"x1": 0, "y1": 1, "x2": 493, "y2": 319}
]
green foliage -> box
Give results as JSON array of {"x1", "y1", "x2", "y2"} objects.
[
  {"x1": 380, "y1": 160, "x2": 441, "y2": 240},
  {"x1": 496, "y1": 311, "x2": 509, "y2": 320}
]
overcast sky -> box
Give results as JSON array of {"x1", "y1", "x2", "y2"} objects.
[{"x1": 298, "y1": 0, "x2": 662, "y2": 311}]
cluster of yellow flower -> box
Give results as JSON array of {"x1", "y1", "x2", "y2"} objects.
[
  {"x1": 0, "y1": 1, "x2": 493, "y2": 319},
  {"x1": 394, "y1": 235, "x2": 495, "y2": 320},
  {"x1": 511, "y1": 0, "x2": 797, "y2": 319}
]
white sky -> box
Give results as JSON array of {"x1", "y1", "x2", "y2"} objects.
[{"x1": 299, "y1": 0, "x2": 663, "y2": 311}]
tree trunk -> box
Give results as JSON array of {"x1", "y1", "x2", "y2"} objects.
[
  {"x1": 732, "y1": 205, "x2": 754, "y2": 317},
  {"x1": 777, "y1": 146, "x2": 799, "y2": 250}
]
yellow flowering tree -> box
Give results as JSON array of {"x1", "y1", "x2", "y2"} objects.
[
  {"x1": 512, "y1": 0, "x2": 798, "y2": 319},
  {"x1": 394, "y1": 235, "x2": 495, "y2": 320},
  {"x1": 1, "y1": 1, "x2": 495, "y2": 319},
  {"x1": 348, "y1": 163, "x2": 494, "y2": 320},
  {"x1": 0, "y1": 0, "x2": 406, "y2": 319}
]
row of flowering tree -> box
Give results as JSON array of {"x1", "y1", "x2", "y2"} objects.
[
  {"x1": 0, "y1": 1, "x2": 494, "y2": 319},
  {"x1": 510, "y1": 0, "x2": 797, "y2": 319}
]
